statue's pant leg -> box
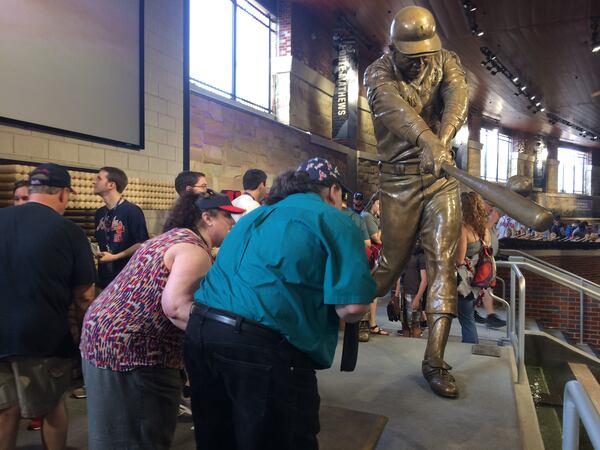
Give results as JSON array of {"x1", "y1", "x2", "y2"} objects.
[
  {"x1": 373, "y1": 173, "x2": 424, "y2": 298},
  {"x1": 419, "y1": 176, "x2": 460, "y2": 359},
  {"x1": 419, "y1": 177, "x2": 461, "y2": 398},
  {"x1": 420, "y1": 176, "x2": 461, "y2": 317}
]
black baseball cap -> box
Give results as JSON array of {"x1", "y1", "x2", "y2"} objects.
[
  {"x1": 29, "y1": 163, "x2": 77, "y2": 194},
  {"x1": 194, "y1": 192, "x2": 245, "y2": 214},
  {"x1": 296, "y1": 157, "x2": 350, "y2": 193},
  {"x1": 353, "y1": 192, "x2": 364, "y2": 201}
]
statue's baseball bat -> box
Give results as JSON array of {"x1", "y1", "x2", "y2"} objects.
[{"x1": 442, "y1": 163, "x2": 553, "y2": 231}]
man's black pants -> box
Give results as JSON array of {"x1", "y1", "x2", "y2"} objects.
[{"x1": 184, "y1": 305, "x2": 320, "y2": 450}]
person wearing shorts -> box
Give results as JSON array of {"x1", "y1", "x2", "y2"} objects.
[{"x1": 0, "y1": 163, "x2": 95, "y2": 450}]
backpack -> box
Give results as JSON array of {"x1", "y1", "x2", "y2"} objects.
[{"x1": 471, "y1": 241, "x2": 496, "y2": 288}]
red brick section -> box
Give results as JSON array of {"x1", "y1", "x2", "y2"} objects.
[
  {"x1": 496, "y1": 252, "x2": 600, "y2": 354},
  {"x1": 190, "y1": 92, "x2": 350, "y2": 181},
  {"x1": 290, "y1": 3, "x2": 334, "y2": 81},
  {"x1": 277, "y1": 0, "x2": 291, "y2": 57}
]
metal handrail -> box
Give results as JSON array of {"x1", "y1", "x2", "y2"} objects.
[
  {"x1": 501, "y1": 256, "x2": 600, "y2": 346},
  {"x1": 506, "y1": 256, "x2": 600, "y2": 301},
  {"x1": 496, "y1": 261, "x2": 526, "y2": 383},
  {"x1": 503, "y1": 249, "x2": 600, "y2": 291},
  {"x1": 562, "y1": 380, "x2": 600, "y2": 450},
  {"x1": 490, "y1": 292, "x2": 511, "y2": 343}
]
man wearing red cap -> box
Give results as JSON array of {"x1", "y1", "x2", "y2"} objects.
[{"x1": 364, "y1": 6, "x2": 469, "y2": 398}]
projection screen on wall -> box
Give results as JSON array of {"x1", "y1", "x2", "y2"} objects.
[{"x1": 0, "y1": 0, "x2": 143, "y2": 149}]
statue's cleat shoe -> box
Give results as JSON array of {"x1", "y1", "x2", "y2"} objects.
[{"x1": 422, "y1": 360, "x2": 459, "y2": 398}]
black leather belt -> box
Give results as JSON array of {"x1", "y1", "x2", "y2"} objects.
[
  {"x1": 193, "y1": 304, "x2": 283, "y2": 342},
  {"x1": 378, "y1": 161, "x2": 421, "y2": 175}
]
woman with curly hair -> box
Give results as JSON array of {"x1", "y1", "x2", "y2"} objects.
[
  {"x1": 455, "y1": 191, "x2": 492, "y2": 344},
  {"x1": 79, "y1": 191, "x2": 243, "y2": 450}
]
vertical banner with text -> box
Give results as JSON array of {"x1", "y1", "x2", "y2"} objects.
[{"x1": 332, "y1": 33, "x2": 358, "y2": 149}]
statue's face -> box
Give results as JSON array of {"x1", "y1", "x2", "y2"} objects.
[{"x1": 390, "y1": 45, "x2": 433, "y2": 80}]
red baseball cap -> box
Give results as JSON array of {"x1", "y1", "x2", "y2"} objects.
[{"x1": 194, "y1": 192, "x2": 245, "y2": 214}]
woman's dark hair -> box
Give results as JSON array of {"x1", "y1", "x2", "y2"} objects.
[
  {"x1": 265, "y1": 170, "x2": 330, "y2": 205},
  {"x1": 163, "y1": 192, "x2": 218, "y2": 232}
]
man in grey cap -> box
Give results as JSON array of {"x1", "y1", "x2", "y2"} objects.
[{"x1": 0, "y1": 163, "x2": 96, "y2": 449}]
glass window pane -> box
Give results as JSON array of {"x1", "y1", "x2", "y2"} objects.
[
  {"x1": 574, "y1": 156, "x2": 583, "y2": 193},
  {"x1": 558, "y1": 147, "x2": 590, "y2": 194},
  {"x1": 236, "y1": 8, "x2": 270, "y2": 110},
  {"x1": 190, "y1": 0, "x2": 233, "y2": 96},
  {"x1": 497, "y1": 137, "x2": 510, "y2": 182}
]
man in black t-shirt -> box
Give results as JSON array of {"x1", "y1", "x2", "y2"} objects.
[
  {"x1": 0, "y1": 163, "x2": 95, "y2": 449},
  {"x1": 93, "y1": 167, "x2": 149, "y2": 289}
]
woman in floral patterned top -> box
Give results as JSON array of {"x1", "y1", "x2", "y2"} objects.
[{"x1": 80, "y1": 192, "x2": 243, "y2": 450}]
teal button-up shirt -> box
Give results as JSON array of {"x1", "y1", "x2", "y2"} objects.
[{"x1": 194, "y1": 192, "x2": 375, "y2": 368}]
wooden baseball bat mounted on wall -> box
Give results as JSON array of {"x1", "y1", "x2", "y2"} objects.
[{"x1": 442, "y1": 163, "x2": 553, "y2": 231}]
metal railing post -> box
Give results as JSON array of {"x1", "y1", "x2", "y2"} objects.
[
  {"x1": 496, "y1": 276, "x2": 506, "y2": 301},
  {"x1": 579, "y1": 279, "x2": 584, "y2": 346},
  {"x1": 513, "y1": 265, "x2": 526, "y2": 384},
  {"x1": 510, "y1": 269, "x2": 516, "y2": 340},
  {"x1": 562, "y1": 380, "x2": 600, "y2": 450}
]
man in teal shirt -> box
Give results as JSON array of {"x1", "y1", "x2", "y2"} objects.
[{"x1": 185, "y1": 157, "x2": 375, "y2": 450}]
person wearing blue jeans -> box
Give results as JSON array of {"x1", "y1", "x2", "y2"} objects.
[
  {"x1": 457, "y1": 292, "x2": 479, "y2": 344},
  {"x1": 456, "y1": 192, "x2": 492, "y2": 345}
]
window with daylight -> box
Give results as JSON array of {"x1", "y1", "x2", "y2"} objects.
[
  {"x1": 557, "y1": 147, "x2": 591, "y2": 195},
  {"x1": 480, "y1": 128, "x2": 514, "y2": 183},
  {"x1": 190, "y1": 0, "x2": 276, "y2": 113}
]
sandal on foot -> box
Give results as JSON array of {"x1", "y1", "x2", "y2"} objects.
[{"x1": 370, "y1": 325, "x2": 389, "y2": 335}]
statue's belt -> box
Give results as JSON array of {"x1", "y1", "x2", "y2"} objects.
[{"x1": 378, "y1": 161, "x2": 421, "y2": 175}]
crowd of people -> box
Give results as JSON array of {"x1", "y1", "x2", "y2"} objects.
[
  {"x1": 0, "y1": 158, "x2": 375, "y2": 450},
  {"x1": 498, "y1": 214, "x2": 600, "y2": 242},
  {"x1": 0, "y1": 156, "x2": 543, "y2": 450}
]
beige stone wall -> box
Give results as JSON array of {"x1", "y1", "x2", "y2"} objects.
[
  {"x1": 189, "y1": 89, "x2": 352, "y2": 192},
  {"x1": 275, "y1": 56, "x2": 375, "y2": 151},
  {"x1": 0, "y1": 0, "x2": 184, "y2": 185},
  {"x1": 357, "y1": 97, "x2": 377, "y2": 154}
]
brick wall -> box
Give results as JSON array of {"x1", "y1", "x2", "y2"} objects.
[
  {"x1": 190, "y1": 91, "x2": 351, "y2": 191},
  {"x1": 0, "y1": 0, "x2": 184, "y2": 184},
  {"x1": 496, "y1": 251, "x2": 600, "y2": 354},
  {"x1": 277, "y1": 1, "x2": 292, "y2": 57}
]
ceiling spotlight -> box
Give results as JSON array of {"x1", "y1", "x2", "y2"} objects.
[
  {"x1": 540, "y1": 107, "x2": 546, "y2": 112},
  {"x1": 512, "y1": 76, "x2": 519, "y2": 83},
  {"x1": 520, "y1": 85, "x2": 527, "y2": 91},
  {"x1": 591, "y1": 18, "x2": 600, "y2": 52},
  {"x1": 470, "y1": 5, "x2": 477, "y2": 12},
  {"x1": 592, "y1": 136, "x2": 598, "y2": 140},
  {"x1": 529, "y1": 95, "x2": 536, "y2": 100},
  {"x1": 535, "y1": 102, "x2": 541, "y2": 107},
  {"x1": 490, "y1": 55, "x2": 496, "y2": 60},
  {"x1": 472, "y1": 27, "x2": 484, "y2": 37}
]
